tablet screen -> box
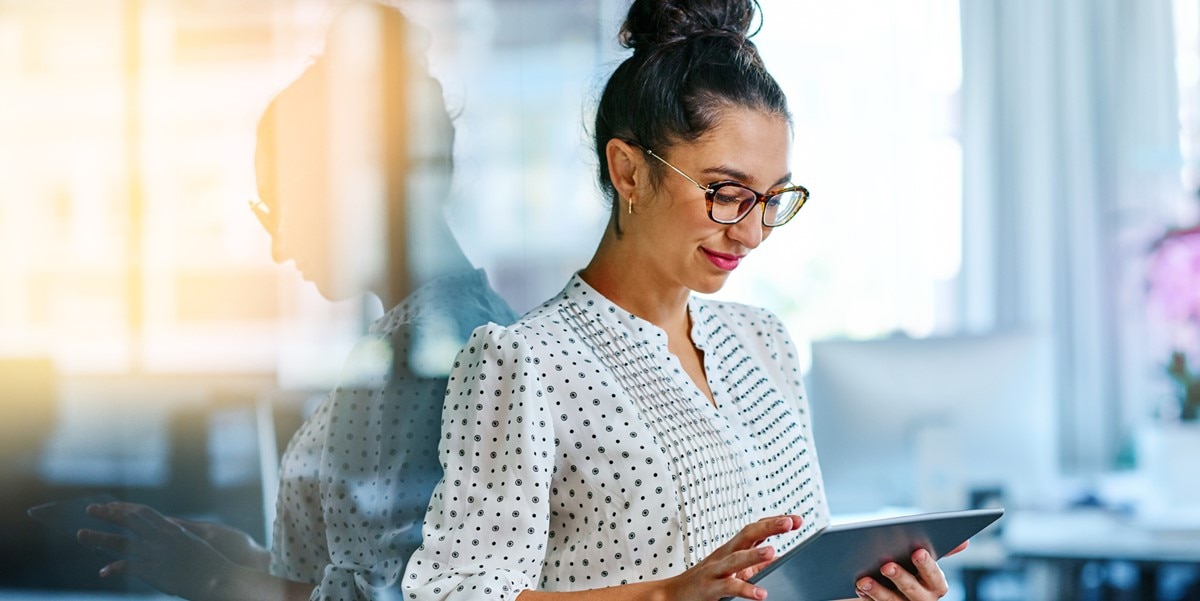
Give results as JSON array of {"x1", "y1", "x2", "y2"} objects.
[{"x1": 27, "y1": 494, "x2": 125, "y2": 542}]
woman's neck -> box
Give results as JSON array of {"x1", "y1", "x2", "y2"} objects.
[
  {"x1": 579, "y1": 228, "x2": 690, "y2": 333},
  {"x1": 375, "y1": 217, "x2": 474, "y2": 310}
]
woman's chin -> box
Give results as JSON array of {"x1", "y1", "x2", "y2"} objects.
[
  {"x1": 691, "y1": 273, "x2": 732, "y2": 295},
  {"x1": 303, "y1": 274, "x2": 342, "y2": 302}
]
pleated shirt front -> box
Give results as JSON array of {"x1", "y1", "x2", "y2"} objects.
[{"x1": 403, "y1": 274, "x2": 829, "y2": 601}]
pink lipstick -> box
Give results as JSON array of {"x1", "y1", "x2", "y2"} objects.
[{"x1": 702, "y1": 248, "x2": 744, "y2": 271}]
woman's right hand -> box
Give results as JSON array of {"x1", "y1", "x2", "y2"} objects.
[
  {"x1": 77, "y1": 502, "x2": 244, "y2": 600},
  {"x1": 78, "y1": 502, "x2": 314, "y2": 601},
  {"x1": 658, "y1": 515, "x2": 802, "y2": 601}
]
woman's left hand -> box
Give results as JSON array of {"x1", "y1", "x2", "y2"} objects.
[{"x1": 853, "y1": 542, "x2": 967, "y2": 600}]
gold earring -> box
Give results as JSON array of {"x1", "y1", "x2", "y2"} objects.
[{"x1": 627, "y1": 196, "x2": 634, "y2": 215}]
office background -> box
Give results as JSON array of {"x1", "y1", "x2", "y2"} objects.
[{"x1": 1, "y1": 0, "x2": 1197, "y2": 599}]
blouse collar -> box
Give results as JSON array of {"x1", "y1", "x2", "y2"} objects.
[
  {"x1": 370, "y1": 268, "x2": 493, "y2": 335},
  {"x1": 562, "y1": 273, "x2": 714, "y2": 352}
]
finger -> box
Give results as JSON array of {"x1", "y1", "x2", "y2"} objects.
[
  {"x1": 735, "y1": 556, "x2": 777, "y2": 581},
  {"x1": 77, "y1": 529, "x2": 135, "y2": 557},
  {"x1": 718, "y1": 577, "x2": 769, "y2": 601},
  {"x1": 910, "y1": 549, "x2": 950, "y2": 597},
  {"x1": 86, "y1": 503, "x2": 142, "y2": 531},
  {"x1": 89, "y1": 502, "x2": 176, "y2": 538},
  {"x1": 942, "y1": 541, "x2": 969, "y2": 558},
  {"x1": 855, "y1": 577, "x2": 901, "y2": 601},
  {"x1": 104, "y1": 505, "x2": 162, "y2": 539},
  {"x1": 85, "y1": 503, "x2": 126, "y2": 526},
  {"x1": 736, "y1": 546, "x2": 782, "y2": 580},
  {"x1": 724, "y1": 515, "x2": 802, "y2": 553},
  {"x1": 878, "y1": 562, "x2": 929, "y2": 600},
  {"x1": 713, "y1": 545, "x2": 776, "y2": 578},
  {"x1": 98, "y1": 559, "x2": 129, "y2": 578}
]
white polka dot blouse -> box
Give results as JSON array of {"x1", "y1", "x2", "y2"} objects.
[
  {"x1": 271, "y1": 269, "x2": 517, "y2": 601},
  {"x1": 403, "y1": 274, "x2": 830, "y2": 600}
]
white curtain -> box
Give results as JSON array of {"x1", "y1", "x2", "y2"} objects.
[{"x1": 960, "y1": 0, "x2": 1183, "y2": 473}]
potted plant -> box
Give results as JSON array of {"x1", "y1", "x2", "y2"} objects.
[
  {"x1": 1147, "y1": 225, "x2": 1200, "y2": 422},
  {"x1": 1167, "y1": 351, "x2": 1200, "y2": 421},
  {"x1": 1141, "y1": 224, "x2": 1200, "y2": 514}
]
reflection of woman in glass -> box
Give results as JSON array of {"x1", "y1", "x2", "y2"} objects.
[
  {"x1": 403, "y1": 1, "x2": 956, "y2": 600},
  {"x1": 77, "y1": 4, "x2": 516, "y2": 600}
]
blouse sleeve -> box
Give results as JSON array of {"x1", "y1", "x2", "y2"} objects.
[
  {"x1": 307, "y1": 323, "x2": 451, "y2": 601},
  {"x1": 403, "y1": 323, "x2": 555, "y2": 601}
]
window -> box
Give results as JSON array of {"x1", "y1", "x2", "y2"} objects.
[
  {"x1": 0, "y1": 1, "x2": 358, "y2": 381},
  {"x1": 712, "y1": 0, "x2": 966, "y2": 347},
  {"x1": 1178, "y1": 0, "x2": 1200, "y2": 212}
]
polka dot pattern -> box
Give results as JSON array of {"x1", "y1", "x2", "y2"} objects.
[
  {"x1": 271, "y1": 270, "x2": 517, "y2": 601},
  {"x1": 404, "y1": 274, "x2": 829, "y2": 600}
]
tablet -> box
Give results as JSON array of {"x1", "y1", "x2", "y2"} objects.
[
  {"x1": 732, "y1": 508, "x2": 1004, "y2": 601},
  {"x1": 27, "y1": 493, "x2": 126, "y2": 554}
]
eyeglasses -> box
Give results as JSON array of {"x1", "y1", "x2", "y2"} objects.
[
  {"x1": 248, "y1": 198, "x2": 275, "y2": 233},
  {"x1": 640, "y1": 146, "x2": 808, "y2": 227}
]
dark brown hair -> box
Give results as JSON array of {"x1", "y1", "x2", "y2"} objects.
[{"x1": 594, "y1": 0, "x2": 788, "y2": 231}]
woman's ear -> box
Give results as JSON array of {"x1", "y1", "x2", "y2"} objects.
[{"x1": 606, "y1": 138, "x2": 643, "y2": 202}]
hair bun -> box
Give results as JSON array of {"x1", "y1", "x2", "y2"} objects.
[{"x1": 620, "y1": 0, "x2": 758, "y2": 52}]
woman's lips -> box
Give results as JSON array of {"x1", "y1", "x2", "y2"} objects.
[{"x1": 702, "y1": 248, "x2": 745, "y2": 271}]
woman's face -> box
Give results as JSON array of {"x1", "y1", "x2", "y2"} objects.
[
  {"x1": 627, "y1": 106, "x2": 792, "y2": 295},
  {"x1": 253, "y1": 118, "x2": 345, "y2": 302},
  {"x1": 252, "y1": 42, "x2": 457, "y2": 305}
]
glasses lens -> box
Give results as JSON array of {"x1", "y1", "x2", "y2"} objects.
[
  {"x1": 763, "y1": 188, "x2": 806, "y2": 226},
  {"x1": 249, "y1": 199, "x2": 276, "y2": 232},
  {"x1": 708, "y1": 183, "x2": 758, "y2": 223}
]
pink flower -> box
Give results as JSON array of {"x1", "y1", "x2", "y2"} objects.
[
  {"x1": 1147, "y1": 226, "x2": 1200, "y2": 325},
  {"x1": 1148, "y1": 226, "x2": 1200, "y2": 420}
]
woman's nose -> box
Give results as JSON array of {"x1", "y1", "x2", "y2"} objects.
[{"x1": 727, "y1": 206, "x2": 766, "y2": 249}]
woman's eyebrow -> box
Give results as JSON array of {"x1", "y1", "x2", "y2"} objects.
[{"x1": 701, "y1": 165, "x2": 793, "y2": 188}]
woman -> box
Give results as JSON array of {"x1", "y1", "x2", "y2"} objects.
[
  {"x1": 77, "y1": 4, "x2": 516, "y2": 600},
  {"x1": 402, "y1": 1, "x2": 957, "y2": 600}
]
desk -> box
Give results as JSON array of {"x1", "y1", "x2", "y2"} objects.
[{"x1": 1003, "y1": 510, "x2": 1200, "y2": 600}]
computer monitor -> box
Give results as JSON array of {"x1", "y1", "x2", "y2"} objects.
[{"x1": 805, "y1": 332, "x2": 1058, "y2": 515}]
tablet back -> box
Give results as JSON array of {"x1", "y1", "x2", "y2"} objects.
[{"x1": 742, "y1": 508, "x2": 1003, "y2": 601}]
